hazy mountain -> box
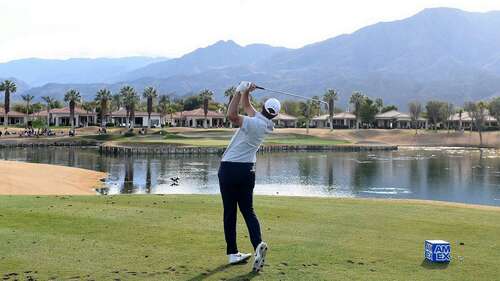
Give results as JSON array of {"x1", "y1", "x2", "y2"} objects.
[
  {"x1": 0, "y1": 77, "x2": 31, "y2": 96},
  {"x1": 120, "y1": 40, "x2": 290, "y2": 81},
  {"x1": 122, "y1": 8, "x2": 500, "y2": 107},
  {"x1": 11, "y1": 8, "x2": 500, "y2": 108},
  {"x1": 0, "y1": 57, "x2": 168, "y2": 86},
  {"x1": 253, "y1": 7, "x2": 500, "y2": 107}
]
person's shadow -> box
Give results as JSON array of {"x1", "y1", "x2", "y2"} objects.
[{"x1": 186, "y1": 262, "x2": 259, "y2": 281}]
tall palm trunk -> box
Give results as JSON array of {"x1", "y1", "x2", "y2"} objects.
[
  {"x1": 329, "y1": 99, "x2": 334, "y2": 130},
  {"x1": 130, "y1": 107, "x2": 135, "y2": 129},
  {"x1": 125, "y1": 108, "x2": 130, "y2": 128},
  {"x1": 46, "y1": 107, "x2": 51, "y2": 129},
  {"x1": 4, "y1": 89, "x2": 10, "y2": 128},
  {"x1": 25, "y1": 100, "x2": 30, "y2": 127},
  {"x1": 203, "y1": 98, "x2": 208, "y2": 128},
  {"x1": 101, "y1": 100, "x2": 107, "y2": 128},
  {"x1": 69, "y1": 101, "x2": 75, "y2": 129},
  {"x1": 147, "y1": 97, "x2": 152, "y2": 129}
]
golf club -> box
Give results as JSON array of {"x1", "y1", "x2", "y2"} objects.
[{"x1": 255, "y1": 85, "x2": 330, "y2": 109}]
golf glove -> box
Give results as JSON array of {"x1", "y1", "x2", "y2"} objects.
[{"x1": 236, "y1": 81, "x2": 252, "y2": 94}]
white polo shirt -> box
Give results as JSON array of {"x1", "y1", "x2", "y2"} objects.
[{"x1": 221, "y1": 112, "x2": 274, "y2": 163}]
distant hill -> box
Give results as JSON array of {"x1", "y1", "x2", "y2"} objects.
[
  {"x1": 120, "y1": 8, "x2": 500, "y2": 108},
  {"x1": 0, "y1": 77, "x2": 31, "y2": 96},
  {"x1": 5, "y1": 8, "x2": 500, "y2": 108},
  {"x1": 0, "y1": 57, "x2": 168, "y2": 86},
  {"x1": 119, "y1": 40, "x2": 290, "y2": 81}
]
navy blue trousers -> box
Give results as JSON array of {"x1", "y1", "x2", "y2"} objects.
[{"x1": 218, "y1": 161, "x2": 262, "y2": 255}]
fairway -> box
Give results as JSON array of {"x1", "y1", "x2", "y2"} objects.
[{"x1": 1, "y1": 195, "x2": 499, "y2": 280}]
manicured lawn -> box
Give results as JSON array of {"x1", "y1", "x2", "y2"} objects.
[
  {"x1": 1, "y1": 195, "x2": 499, "y2": 280},
  {"x1": 109, "y1": 131, "x2": 349, "y2": 147}
]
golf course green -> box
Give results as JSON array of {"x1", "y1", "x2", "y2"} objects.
[{"x1": 1, "y1": 195, "x2": 499, "y2": 280}]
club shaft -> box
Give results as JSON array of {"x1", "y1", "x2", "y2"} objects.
[{"x1": 256, "y1": 87, "x2": 329, "y2": 107}]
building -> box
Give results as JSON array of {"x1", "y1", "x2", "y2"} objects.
[
  {"x1": 273, "y1": 113, "x2": 298, "y2": 128},
  {"x1": 312, "y1": 112, "x2": 356, "y2": 129},
  {"x1": 375, "y1": 110, "x2": 427, "y2": 129},
  {"x1": 446, "y1": 112, "x2": 498, "y2": 130},
  {"x1": 0, "y1": 109, "x2": 26, "y2": 125},
  {"x1": 171, "y1": 108, "x2": 225, "y2": 128},
  {"x1": 33, "y1": 107, "x2": 97, "y2": 127},
  {"x1": 110, "y1": 109, "x2": 163, "y2": 127}
]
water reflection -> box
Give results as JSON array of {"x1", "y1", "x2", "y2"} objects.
[{"x1": 0, "y1": 147, "x2": 499, "y2": 206}]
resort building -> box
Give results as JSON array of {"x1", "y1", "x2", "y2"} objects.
[
  {"x1": 312, "y1": 112, "x2": 356, "y2": 129},
  {"x1": 375, "y1": 110, "x2": 427, "y2": 129},
  {"x1": 446, "y1": 112, "x2": 498, "y2": 130},
  {"x1": 32, "y1": 107, "x2": 97, "y2": 127},
  {"x1": 109, "y1": 109, "x2": 163, "y2": 127},
  {"x1": 0, "y1": 109, "x2": 26, "y2": 125},
  {"x1": 171, "y1": 108, "x2": 225, "y2": 128},
  {"x1": 273, "y1": 113, "x2": 298, "y2": 128}
]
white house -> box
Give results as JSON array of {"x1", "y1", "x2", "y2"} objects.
[
  {"x1": 0, "y1": 109, "x2": 26, "y2": 125},
  {"x1": 273, "y1": 113, "x2": 298, "y2": 128},
  {"x1": 110, "y1": 109, "x2": 163, "y2": 127},
  {"x1": 32, "y1": 107, "x2": 97, "y2": 127},
  {"x1": 446, "y1": 111, "x2": 498, "y2": 130},
  {"x1": 375, "y1": 110, "x2": 427, "y2": 129},
  {"x1": 312, "y1": 112, "x2": 356, "y2": 129},
  {"x1": 171, "y1": 108, "x2": 225, "y2": 128}
]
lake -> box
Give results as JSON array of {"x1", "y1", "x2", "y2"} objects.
[{"x1": 1, "y1": 147, "x2": 499, "y2": 206}]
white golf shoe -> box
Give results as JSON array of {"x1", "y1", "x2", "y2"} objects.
[
  {"x1": 252, "y1": 241, "x2": 268, "y2": 272},
  {"x1": 228, "y1": 252, "x2": 252, "y2": 264}
]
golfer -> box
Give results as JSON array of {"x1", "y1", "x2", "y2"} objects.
[{"x1": 218, "y1": 81, "x2": 280, "y2": 272}]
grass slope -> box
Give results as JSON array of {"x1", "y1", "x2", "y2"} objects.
[
  {"x1": 112, "y1": 131, "x2": 349, "y2": 147},
  {"x1": 1, "y1": 195, "x2": 499, "y2": 280}
]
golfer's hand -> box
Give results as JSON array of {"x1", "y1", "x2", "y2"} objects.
[
  {"x1": 236, "y1": 81, "x2": 255, "y2": 94},
  {"x1": 248, "y1": 83, "x2": 257, "y2": 93}
]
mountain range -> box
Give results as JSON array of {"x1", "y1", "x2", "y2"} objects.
[{"x1": 1, "y1": 7, "x2": 500, "y2": 109}]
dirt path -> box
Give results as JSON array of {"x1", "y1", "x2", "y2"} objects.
[{"x1": 0, "y1": 161, "x2": 106, "y2": 195}]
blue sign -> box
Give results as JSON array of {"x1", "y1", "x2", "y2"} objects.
[{"x1": 425, "y1": 240, "x2": 451, "y2": 263}]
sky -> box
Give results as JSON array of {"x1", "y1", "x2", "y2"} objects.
[{"x1": 1, "y1": 0, "x2": 500, "y2": 63}]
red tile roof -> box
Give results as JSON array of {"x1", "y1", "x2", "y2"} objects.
[
  {"x1": 0, "y1": 108, "x2": 26, "y2": 117},
  {"x1": 110, "y1": 109, "x2": 161, "y2": 117},
  {"x1": 49, "y1": 107, "x2": 96, "y2": 115},
  {"x1": 173, "y1": 108, "x2": 224, "y2": 118}
]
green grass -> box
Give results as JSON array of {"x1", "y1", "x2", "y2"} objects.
[
  {"x1": 1, "y1": 195, "x2": 499, "y2": 280},
  {"x1": 109, "y1": 131, "x2": 349, "y2": 147}
]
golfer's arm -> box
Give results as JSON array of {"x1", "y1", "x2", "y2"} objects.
[
  {"x1": 227, "y1": 92, "x2": 243, "y2": 126},
  {"x1": 242, "y1": 91, "x2": 256, "y2": 117}
]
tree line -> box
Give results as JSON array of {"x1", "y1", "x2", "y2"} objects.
[{"x1": 1, "y1": 80, "x2": 499, "y2": 134}]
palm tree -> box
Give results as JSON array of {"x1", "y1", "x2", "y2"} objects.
[
  {"x1": 120, "y1": 86, "x2": 139, "y2": 129},
  {"x1": 349, "y1": 92, "x2": 365, "y2": 129},
  {"x1": 95, "y1": 88, "x2": 112, "y2": 128},
  {"x1": 457, "y1": 108, "x2": 463, "y2": 132},
  {"x1": 111, "y1": 93, "x2": 122, "y2": 112},
  {"x1": 41, "y1": 96, "x2": 55, "y2": 128},
  {"x1": 0, "y1": 80, "x2": 17, "y2": 127},
  {"x1": 21, "y1": 94, "x2": 34, "y2": 127},
  {"x1": 199, "y1": 89, "x2": 213, "y2": 128},
  {"x1": 323, "y1": 89, "x2": 338, "y2": 130},
  {"x1": 64, "y1": 89, "x2": 81, "y2": 129},
  {"x1": 82, "y1": 101, "x2": 97, "y2": 126},
  {"x1": 408, "y1": 101, "x2": 422, "y2": 135},
  {"x1": 142, "y1": 87, "x2": 158, "y2": 128},
  {"x1": 158, "y1": 95, "x2": 170, "y2": 126}
]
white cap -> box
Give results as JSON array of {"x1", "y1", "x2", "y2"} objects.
[{"x1": 264, "y1": 98, "x2": 281, "y2": 116}]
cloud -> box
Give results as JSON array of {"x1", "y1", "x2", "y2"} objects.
[{"x1": 1, "y1": 0, "x2": 499, "y2": 62}]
